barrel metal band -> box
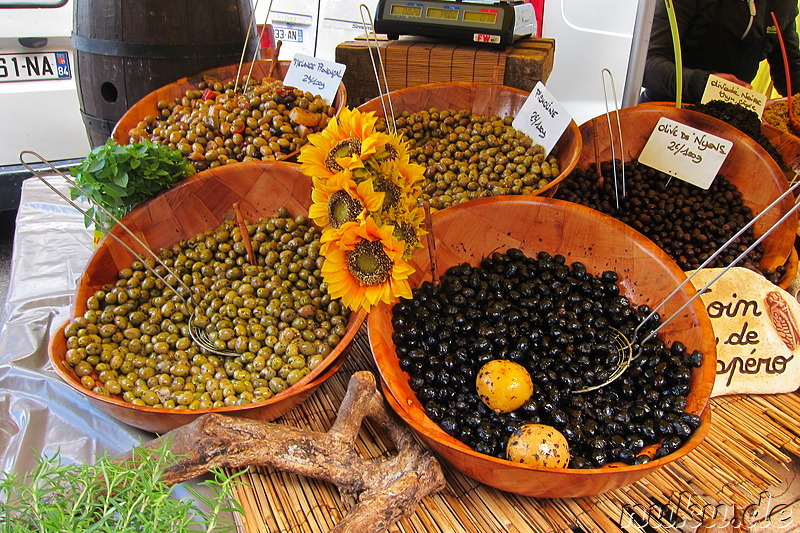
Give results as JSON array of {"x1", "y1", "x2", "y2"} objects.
[{"x1": 71, "y1": 33, "x2": 248, "y2": 59}]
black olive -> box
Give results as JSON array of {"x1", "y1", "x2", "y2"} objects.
[
  {"x1": 440, "y1": 417, "x2": 459, "y2": 434},
  {"x1": 391, "y1": 246, "x2": 701, "y2": 466}
]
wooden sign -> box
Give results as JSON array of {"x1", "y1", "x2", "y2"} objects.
[{"x1": 688, "y1": 267, "x2": 800, "y2": 397}]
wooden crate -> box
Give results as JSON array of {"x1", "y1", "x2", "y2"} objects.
[{"x1": 335, "y1": 36, "x2": 555, "y2": 107}]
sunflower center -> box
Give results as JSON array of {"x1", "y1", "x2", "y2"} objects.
[
  {"x1": 325, "y1": 138, "x2": 362, "y2": 172},
  {"x1": 347, "y1": 239, "x2": 393, "y2": 286},
  {"x1": 394, "y1": 221, "x2": 418, "y2": 249},
  {"x1": 327, "y1": 190, "x2": 363, "y2": 229},
  {"x1": 374, "y1": 177, "x2": 401, "y2": 211},
  {"x1": 383, "y1": 142, "x2": 399, "y2": 161}
]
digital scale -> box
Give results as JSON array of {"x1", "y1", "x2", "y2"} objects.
[{"x1": 374, "y1": 0, "x2": 536, "y2": 45}]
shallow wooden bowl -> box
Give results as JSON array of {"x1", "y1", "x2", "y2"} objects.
[
  {"x1": 579, "y1": 105, "x2": 797, "y2": 286},
  {"x1": 357, "y1": 82, "x2": 582, "y2": 198},
  {"x1": 368, "y1": 196, "x2": 717, "y2": 498},
  {"x1": 112, "y1": 60, "x2": 347, "y2": 160},
  {"x1": 49, "y1": 161, "x2": 365, "y2": 434}
]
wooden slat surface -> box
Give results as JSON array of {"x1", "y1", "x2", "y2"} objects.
[
  {"x1": 335, "y1": 36, "x2": 555, "y2": 107},
  {"x1": 229, "y1": 331, "x2": 800, "y2": 532}
]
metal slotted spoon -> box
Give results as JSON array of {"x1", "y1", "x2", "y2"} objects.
[
  {"x1": 575, "y1": 175, "x2": 800, "y2": 394},
  {"x1": 20, "y1": 150, "x2": 241, "y2": 357}
]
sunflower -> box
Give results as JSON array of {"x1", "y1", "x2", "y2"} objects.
[
  {"x1": 320, "y1": 217, "x2": 414, "y2": 312},
  {"x1": 370, "y1": 160, "x2": 414, "y2": 213},
  {"x1": 298, "y1": 108, "x2": 384, "y2": 178},
  {"x1": 392, "y1": 204, "x2": 427, "y2": 257},
  {"x1": 308, "y1": 172, "x2": 385, "y2": 229},
  {"x1": 370, "y1": 131, "x2": 411, "y2": 166},
  {"x1": 396, "y1": 151, "x2": 426, "y2": 188}
]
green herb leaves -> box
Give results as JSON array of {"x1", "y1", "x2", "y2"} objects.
[
  {"x1": 0, "y1": 442, "x2": 245, "y2": 533},
  {"x1": 69, "y1": 139, "x2": 195, "y2": 231}
]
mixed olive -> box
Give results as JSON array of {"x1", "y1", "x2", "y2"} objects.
[
  {"x1": 762, "y1": 93, "x2": 800, "y2": 134},
  {"x1": 391, "y1": 248, "x2": 703, "y2": 468},
  {"x1": 62, "y1": 208, "x2": 349, "y2": 410},
  {"x1": 380, "y1": 108, "x2": 561, "y2": 210},
  {"x1": 128, "y1": 77, "x2": 336, "y2": 171}
]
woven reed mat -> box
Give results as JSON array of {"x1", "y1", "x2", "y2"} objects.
[{"x1": 228, "y1": 328, "x2": 800, "y2": 532}]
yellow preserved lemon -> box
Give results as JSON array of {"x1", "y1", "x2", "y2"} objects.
[
  {"x1": 475, "y1": 359, "x2": 533, "y2": 413},
  {"x1": 506, "y1": 423, "x2": 570, "y2": 468}
]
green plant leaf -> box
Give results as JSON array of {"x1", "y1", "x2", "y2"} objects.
[
  {"x1": 0, "y1": 441, "x2": 243, "y2": 532},
  {"x1": 69, "y1": 140, "x2": 194, "y2": 234}
]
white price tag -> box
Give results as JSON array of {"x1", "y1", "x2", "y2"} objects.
[
  {"x1": 282, "y1": 53, "x2": 346, "y2": 105},
  {"x1": 638, "y1": 117, "x2": 733, "y2": 190},
  {"x1": 701, "y1": 74, "x2": 767, "y2": 118},
  {"x1": 511, "y1": 82, "x2": 572, "y2": 156}
]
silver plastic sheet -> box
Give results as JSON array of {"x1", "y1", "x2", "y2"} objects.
[{"x1": 0, "y1": 177, "x2": 220, "y2": 517}]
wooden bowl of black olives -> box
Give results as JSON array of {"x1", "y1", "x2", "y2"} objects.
[
  {"x1": 557, "y1": 105, "x2": 797, "y2": 288},
  {"x1": 112, "y1": 60, "x2": 347, "y2": 170},
  {"x1": 357, "y1": 82, "x2": 582, "y2": 210},
  {"x1": 368, "y1": 196, "x2": 716, "y2": 498},
  {"x1": 49, "y1": 160, "x2": 365, "y2": 434}
]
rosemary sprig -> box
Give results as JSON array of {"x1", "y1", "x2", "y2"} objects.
[{"x1": 0, "y1": 441, "x2": 245, "y2": 533}]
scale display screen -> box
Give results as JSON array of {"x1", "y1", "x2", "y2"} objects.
[
  {"x1": 463, "y1": 10, "x2": 497, "y2": 24},
  {"x1": 426, "y1": 7, "x2": 459, "y2": 20},
  {"x1": 390, "y1": 4, "x2": 422, "y2": 17},
  {"x1": 375, "y1": 0, "x2": 534, "y2": 46}
]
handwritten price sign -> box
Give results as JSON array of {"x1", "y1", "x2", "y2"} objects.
[
  {"x1": 638, "y1": 117, "x2": 733, "y2": 189},
  {"x1": 701, "y1": 74, "x2": 767, "y2": 118},
  {"x1": 511, "y1": 82, "x2": 571, "y2": 156},
  {"x1": 283, "y1": 53, "x2": 346, "y2": 105}
]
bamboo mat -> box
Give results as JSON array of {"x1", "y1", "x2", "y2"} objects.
[{"x1": 228, "y1": 329, "x2": 800, "y2": 532}]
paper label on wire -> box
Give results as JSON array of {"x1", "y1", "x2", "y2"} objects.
[
  {"x1": 701, "y1": 74, "x2": 767, "y2": 118},
  {"x1": 511, "y1": 82, "x2": 571, "y2": 156},
  {"x1": 282, "y1": 53, "x2": 346, "y2": 104},
  {"x1": 638, "y1": 117, "x2": 733, "y2": 190}
]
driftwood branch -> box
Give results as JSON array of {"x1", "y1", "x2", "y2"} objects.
[{"x1": 124, "y1": 371, "x2": 446, "y2": 532}]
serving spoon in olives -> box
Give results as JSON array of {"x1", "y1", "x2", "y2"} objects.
[
  {"x1": 578, "y1": 177, "x2": 800, "y2": 393},
  {"x1": 20, "y1": 150, "x2": 242, "y2": 357}
]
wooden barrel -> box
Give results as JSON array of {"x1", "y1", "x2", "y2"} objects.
[{"x1": 72, "y1": 0, "x2": 258, "y2": 147}]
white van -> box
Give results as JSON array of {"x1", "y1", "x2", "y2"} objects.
[{"x1": 0, "y1": 0, "x2": 89, "y2": 209}]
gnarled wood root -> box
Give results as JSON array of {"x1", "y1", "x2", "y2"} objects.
[{"x1": 125, "y1": 371, "x2": 446, "y2": 532}]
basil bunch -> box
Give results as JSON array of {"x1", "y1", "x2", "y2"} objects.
[{"x1": 69, "y1": 139, "x2": 195, "y2": 230}]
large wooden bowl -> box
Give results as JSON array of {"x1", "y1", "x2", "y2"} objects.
[
  {"x1": 368, "y1": 196, "x2": 717, "y2": 498},
  {"x1": 578, "y1": 105, "x2": 797, "y2": 286},
  {"x1": 112, "y1": 60, "x2": 347, "y2": 160},
  {"x1": 357, "y1": 82, "x2": 582, "y2": 198},
  {"x1": 49, "y1": 161, "x2": 365, "y2": 434}
]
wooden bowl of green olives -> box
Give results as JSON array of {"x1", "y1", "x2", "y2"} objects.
[
  {"x1": 368, "y1": 196, "x2": 716, "y2": 498},
  {"x1": 112, "y1": 60, "x2": 347, "y2": 171},
  {"x1": 49, "y1": 160, "x2": 366, "y2": 434},
  {"x1": 357, "y1": 82, "x2": 582, "y2": 210}
]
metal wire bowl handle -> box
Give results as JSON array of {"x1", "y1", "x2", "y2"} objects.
[
  {"x1": 574, "y1": 176, "x2": 800, "y2": 394},
  {"x1": 19, "y1": 150, "x2": 241, "y2": 357}
]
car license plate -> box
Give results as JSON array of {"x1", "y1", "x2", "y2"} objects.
[
  {"x1": 272, "y1": 26, "x2": 304, "y2": 43},
  {"x1": 0, "y1": 51, "x2": 72, "y2": 83}
]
